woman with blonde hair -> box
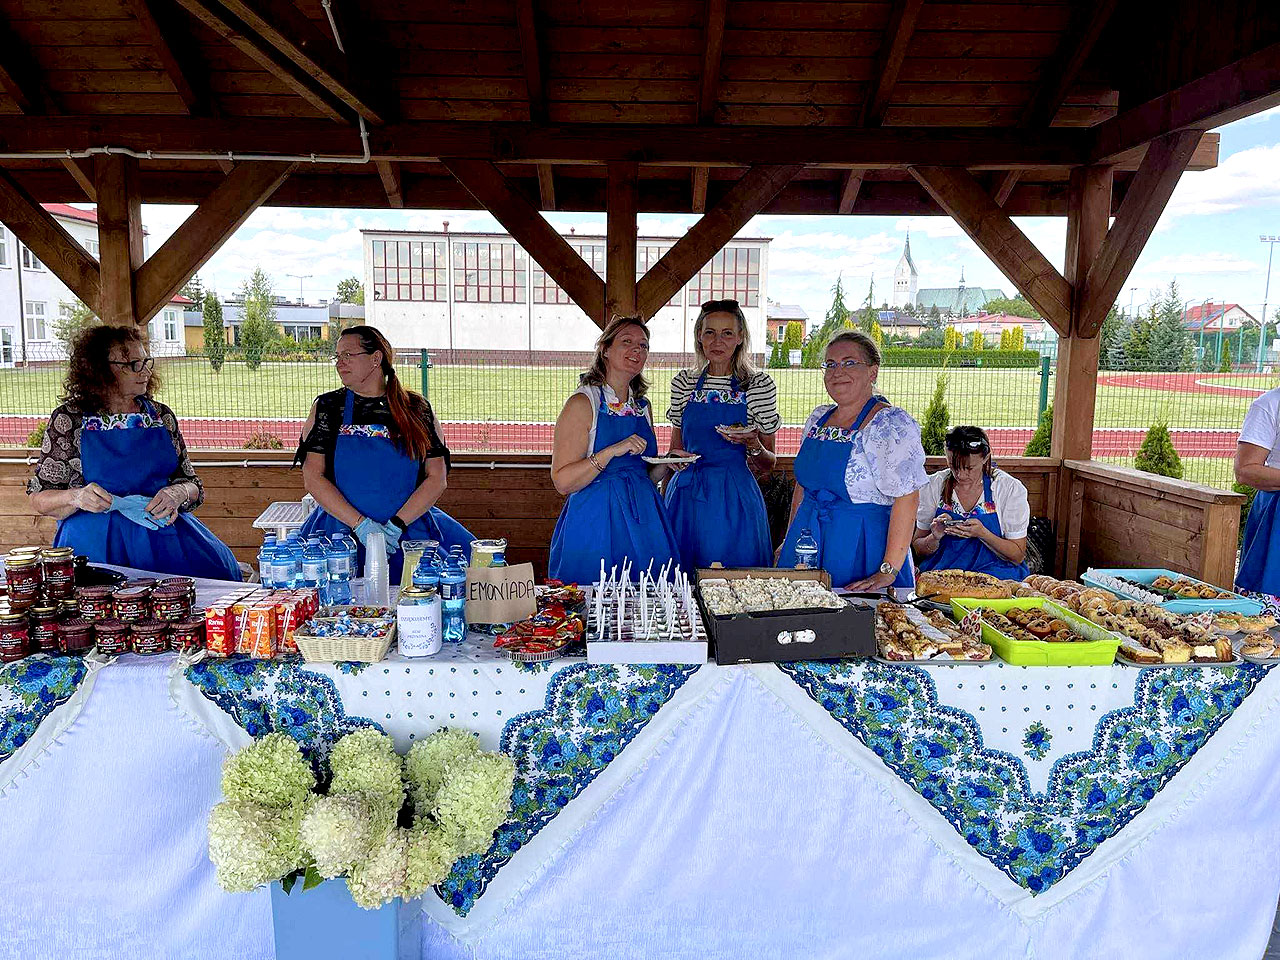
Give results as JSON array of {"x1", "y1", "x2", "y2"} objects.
[
  {"x1": 549, "y1": 315, "x2": 680, "y2": 584},
  {"x1": 664, "y1": 299, "x2": 778, "y2": 568}
]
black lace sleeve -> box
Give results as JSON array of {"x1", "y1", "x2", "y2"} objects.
[
  {"x1": 26, "y1": 405, "x2": 83, "y2": 494},
  {"x1": 295, "y1": 390, "x2": 343, "y2": 467},
  {"x1": 416, "y1": 396, "x2": 451, "y2": 468}
]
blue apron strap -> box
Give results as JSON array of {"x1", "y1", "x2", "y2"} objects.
[
  {"x1": 342, "y1": 388, "x2": 355, "y2": 425},
  {"x1": 852, "y1": 395, "x2": 882, "y2": 431},
  {"x1": 982, "y1": 471, "x2": 995, "y2": 513},
  {"x1": 693, "y1": 367, "x2": 708, "y2": 392}
]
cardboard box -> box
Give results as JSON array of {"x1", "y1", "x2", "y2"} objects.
[{"x1": 695, "y1": 568, "x2": 876, "y2": 665}]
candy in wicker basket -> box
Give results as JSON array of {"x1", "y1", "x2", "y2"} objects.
[{"x1": 293, "y1": 607, "x2": 397, "y2": 663}]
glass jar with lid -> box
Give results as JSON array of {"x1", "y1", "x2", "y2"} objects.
[
  {"x1": 0, "y1": 612, "x2": 30, "y2": 662},
  {"x1": 40, "y1": 547, "x2": 76, "y2": 600}
]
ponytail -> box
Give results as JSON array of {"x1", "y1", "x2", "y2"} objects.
[{"x1": 339, "y1": 325, "x2": 435, "y2": 462}]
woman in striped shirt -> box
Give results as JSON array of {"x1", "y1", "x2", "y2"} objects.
[{"x1": 663, "y1": 299, "x2": 780, "y2": 568}]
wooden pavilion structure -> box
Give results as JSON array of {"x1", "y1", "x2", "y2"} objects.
[{"x1": 0, "y1": 0, "x2": 1277, "y2": 581}]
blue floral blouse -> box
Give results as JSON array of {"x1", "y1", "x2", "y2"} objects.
[{"x1": 800, "y1": 402, "x2": 929, "y2": 506}]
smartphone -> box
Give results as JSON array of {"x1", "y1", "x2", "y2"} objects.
[{"x1": 942, "y1": 519, "x2": 967, "y2": 529}]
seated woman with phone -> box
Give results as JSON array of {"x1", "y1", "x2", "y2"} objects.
[{"x1": 911, "y1": 425, "x2": 1030, "y2": 581}]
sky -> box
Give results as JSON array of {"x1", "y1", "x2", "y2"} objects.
[{"x1": 129, "y1": 105, "x2": 1280, "y2": 326}]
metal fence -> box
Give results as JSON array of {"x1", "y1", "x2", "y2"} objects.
[{"x1": 0, "y1": 343, "x2": 1270, "y2": 491}]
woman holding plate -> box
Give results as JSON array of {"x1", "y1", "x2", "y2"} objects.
[
  {"x1": 664, "y1": 299, "x2": 778, "y2": 569},
  {"x1": 549, "y1": 315, "x2": 680, "y2": 584}
]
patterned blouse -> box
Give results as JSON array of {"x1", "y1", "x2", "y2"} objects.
[
  {"x1": 296, "y1": 388, "x2": 451, "y2": 484},
  {"x1": 801, "y1": 402, "x2": 929, "y2": 506},
  {"x1": 26, "y1": 399, "x2": 204, "y2": 509}
]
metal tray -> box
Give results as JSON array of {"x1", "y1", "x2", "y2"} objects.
[
  {"x1": 1116, "y1": 652, "x2": 1242, "y2": 668},
  {"x1": 874, "y1": 654, "x2": 993, "y2": 667}
]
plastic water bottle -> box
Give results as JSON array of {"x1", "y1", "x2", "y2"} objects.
[
  {"x1": 327, "y1": 538, "x2": 353, "y2": 605},
  {"x1": 364, "y1": 529, "x2": 391, "y2": 607},
  {"x1": 794, "y1": 528, "x2": 819, "y2": 570},
  {"x1": 447, "y1": 545, "x2": 468, "y2": 569},
  {"x1": 302, "y1": 538, "x2": 330, "y2": 603},
  {"x1": 257, "y1": 534, "x2": 276, "y2": 585},
  {"x1": 288, "y1": 537, "x2": 305, "y2": 589},
  {"x1": 271, "y1": 542, "x2": 297, "y2": 588},
  {"x1": 413, "y1": 552, "x2": 441, "y2": 593},
  {"x1": 440, "y1": 554, "x2": 468, "y2": 644}
]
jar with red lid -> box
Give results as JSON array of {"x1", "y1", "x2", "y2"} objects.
[
  {"x1": 130, "y1": 620, "x2": 169, "y2": 655},
  {"x1": 76, "y1": 585, "x2": 114, "y2": 621},
  {"x1": 151, "y1": 585, "x2": 192, "y2": 622},
  {"x1": 93, "y1": 619, "x2": 130, "y2": 656},
  {"x1": 112, "y1": 585, "x2": 152, "y2": 623},
  {"x1": 28, "y1": 604, "x2": 61, "y2": 654},
  {"x1": 40, "y1": 546, "x2": 76, "y2": 600},
  {"x1": 59, "y1": 618, "x2": 94, "y2": 656},
  {"x1": 5, "y1": 555, "x2": 42, "y2": 609},
  {"x1": 169, "y1": 616, "x2": 206, "y2": 653},
  {"x1": 0, "y1": 612, "x2": 30, "y2": 662}
]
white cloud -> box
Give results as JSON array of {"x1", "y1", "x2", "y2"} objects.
[
  {"x1": 1142, "y1": 252, "x2": 1261, "y2": 275},
  {"x1": 1165, "y1": 143, "x2": 1280, "y2": 217},
  {"x1": 894, "y1": 216, "x2": 962, "y2": 239},
  {"x1": 1240, "y1": 105, "x2": 1280, "y2": 125}
]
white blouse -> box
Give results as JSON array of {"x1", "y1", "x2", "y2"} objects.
[
  {"x1": 1240, "y1": 386, "x2": 1280, "y2": 468},
  {"x1": 573, "y1": 383, "x2": 654, "y2": 452},
  {"x1": 799, "y1": 403, "x2": 929, "y2": 507},
  {"x1": 914, "y1": 467, "x2": 1031, "y2": 539}
]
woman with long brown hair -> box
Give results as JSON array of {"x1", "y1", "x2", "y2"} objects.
[
  {"x1": 28, "y1": 324, "x2": 241, "y2": 580},
  {"x1": 549, "y1": 315, "x2": 679, "y2": 584},
  {"x1": 297, "y1": 325, "x2": 473, "y2": 582}
]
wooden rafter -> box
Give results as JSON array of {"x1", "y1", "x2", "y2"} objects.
[
  {"x1": 538, "y1": 164, "x2": 556, "y2": 211},
  {"x1": 135, "y1": 161, "x2": 297, "y2": 324},
  {"x1": 1075, "y1": 129, "x2": 1202, "y2": 336},
  {"x1": 606, "y1": 162, "x2": 638, "y2": 318},
  {"x1": 375, "y1": 160, "x2": 403, "y2": 208},
  {"x1": 697, "y1": 0, "x2": 728, "y2": 124},
  {"x1": 861, "y1": 0, "x2": 924, "y2": 127},
  {"x1": 637, "y1": 164, "x2": 803, "y2": 319},
  {"x1": 1091, "y1": 41, "x2": 1280, "y2": 163},
  {"x1": 443, "y1": 158, "x2": 606, "y2": 324},
  {"x1": 125, "y1": 0, "x2": 208, "y2": 116},
  {"x1": 909, "y1": 165, "x2": 1072, "y2": 336},
  {"x1": 838, "y1": 170, "x2": 865, "y2": 215},
  {"x1": 691, "y1": 168, "x2": 709, "y2": 213},
  {"x1": 992, "y1": 170, "x2": 1020, "y2": 207},
  {"x1": 513, "y1": 0, "x2": 555, "y2": 210},
  {"x1": 0, "y1": 16, "x2": 57, "y2": 114},
  {"x1": 95, "y1": 155, "x2": 146, "y2": 326},
  {"x1": 0, "y1": 170, "x2": 100, "y2": 314}
]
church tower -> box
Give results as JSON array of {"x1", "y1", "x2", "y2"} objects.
[{"x1": 893, "y1": 232, "x2": 918, "y2": 308}]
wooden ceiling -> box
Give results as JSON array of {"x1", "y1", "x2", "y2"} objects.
[{"x1": 0, "y1": 0, "x2": 1276, "y2": 216}]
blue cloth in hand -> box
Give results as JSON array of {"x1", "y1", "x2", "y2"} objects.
[{"x1": 110, "y1": 494, "x2": 166, "y2": 531}]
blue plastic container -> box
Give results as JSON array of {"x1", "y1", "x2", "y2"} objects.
[
  {"x1": 1081, "y1": 567, "x2": 1263, "y2": 615},
  {"x1": 270, "y1": 880, "x2": 421, "y2": 960}
]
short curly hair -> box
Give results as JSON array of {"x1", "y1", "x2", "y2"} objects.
[{"x1": 61, "y1": 325, "x2": 161, "y2": 414}]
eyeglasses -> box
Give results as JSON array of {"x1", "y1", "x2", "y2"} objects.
[
  {"x1": 820, "y1": 359, "x2": 872, "y2": 370},
  {"x1": 701, "y1": 299, "x2": 740, "y2": 312},
  {"x1": 334, "y1": 351, "x2": 370, "y2": 363},
  {"x1": 109, "y1": 357, "x2": 154, "y2": 373}
]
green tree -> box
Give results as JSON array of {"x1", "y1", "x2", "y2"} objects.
[
  {"x1": 801, "y1": 275, "x2": 853, "y2": 367},
  {"x1": 1147, "y1": 282, "x2": 1193, "y2": 370},
  {"x1": 943, "y1": 326, "x2": 962, "y2": 351},
  {"x1": 926, "y1": 304, "x2": 943, "y2": 329},
  {"x1": 203, "y1": 289, "x2": 226, "y2": 372},
  {"x1": 239, "y1": 266, "x2": 277, "y2": 371},
  {"x1": 1219, "y1": 339, "x2": 1233, "y2": 372},
  {"x1": 54, "y1": 299, "x2": 100, "y2": 353},
  {"x1": 1134, "y1": 421, "x2": 1183, "y2": 479},
  {"x1": 783, "y1": 320, "x2": 804, "y2": 352},
  {"x1": 1023, "y1": 404, "x2": 1053, "y2": 456},
  {"x1": 967, "y1": 330, "x2": 984, "y2": 351},
  {"x1": 180, "y1": 275, "x2": 207, "y2": 312},
  {"x1": 335, "y1": 276, "x2": 365, "y2": 305},
  {"x1": 1006, "y1": 325, "x2": 1025, "y2": 352},
  {"x1": 914, "y1": 327, "x2": 946, "y2": 349},
  {"x1": 1099, "y1": 306, "x2": 1124, "y2": 367},
  {"x1": 1123, "y1": 312, "x2": 1156, "y2": 367},
  {"x1": 920, "y1": 374, "x2": 949, "y2": 456},
  {"x1": 869, "y1": 319, "x2": 883, "y2": 348},
  {"x1": 767, "y1": 339, "x2": 785, "y2": 368},
  {"x1": 983, "y1": 294, "x2": 1038, "y2": 319}
]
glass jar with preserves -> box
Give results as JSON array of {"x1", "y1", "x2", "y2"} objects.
[
  {"x1": 28, "y1": 604, "x2": 61, "y2": 654},
  {"x1": 76, "y1": 585, "x2": 114, "y2": 621},
  {"x1": 151, "y1": 585, "x2": 192, "y2": 622},
  {"x1": 59, "y1": 618, "x2": 94, "y2": 656},
  {"x1": 129, "y1": 620, "x2": 169, "y2": 655},
  {"x1": 0, "y1": 612, "x2": 30, "y2": 662},
  {"x1": 158, "y1": 577, "x2": 196, "y2": 604},
  {"x1": 169, "y1": 616, "x2": 206, "y2": 653},
  {"x1": 93, "y1": 619, "x2": 130, "y2": 656},
  {"x1": 5, "y1": 555, "x2": 42, "y2": 608},
  {"x1": 112, "y1": 585, "x2": 153, "y2": 622},
  {"x1": 40, "y1": 546, "x2": 76, "y2": 600}
]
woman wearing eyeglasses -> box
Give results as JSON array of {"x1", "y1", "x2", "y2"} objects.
[
  {"x1": 296, "y1": 325, "x2": 474, "y2": 584},
  {"x1": 27, "y1": 324, "x2": 241, "y2": 580},
  {"x1": 777, "y1": 330, "x2": 928, "y2": 591},
  {"x1": 911, "y1": 425, "x2": 1030, "y2": 580},
  {"x1": 663, "y1": 299, "x2": 777, "y2": 569}
]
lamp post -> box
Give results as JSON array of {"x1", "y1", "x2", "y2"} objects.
[
  {"x1": 1260, "y1": 236, "x2": 1280, "y2": 371},
  {"x1": 286, "y1": 273, "x2": 312, "y2": 306},
  {"x1": 1128, "y1": 287, "x2": 1138, "y2": 319}
]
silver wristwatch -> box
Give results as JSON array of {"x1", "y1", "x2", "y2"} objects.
[{"x1": 878, "y1": 561, "x2": 897, "y2": 578}]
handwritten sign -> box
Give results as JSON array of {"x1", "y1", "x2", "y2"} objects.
[{"x1": 465, "y1": 562, "x2": 537, "y2": 624}]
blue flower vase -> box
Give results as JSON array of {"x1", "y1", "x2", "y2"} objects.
[{"x1": 270, "y1": 880, "x2": 422, "y2": 960}]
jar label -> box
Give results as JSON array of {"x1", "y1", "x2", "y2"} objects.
[{"x1": 398, "y1": 600, "x2": 442, "y2": 657}]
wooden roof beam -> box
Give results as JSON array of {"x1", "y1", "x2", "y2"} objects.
[
  {"x1": 135, "y1": 161, "x2": 296, "y2": 323},
  {"x1": 125, "y1": 0, "x2": 210, "y2": 116},
  {"x1": 861, "y1": 0, "x2": 924, "y2": 128},
  {"x1": 94, "y1": 155, "x2": 146, "y2": 326},
  {"x1": 909, "y1": 165, "x2": 1072, "y2": 336},
  {"x1": 0, "y1": 15, "x2": 58, "y2": 114},
  {"x1": 637, "y1": 164, "x2": 803, "y2": 319},
  {"x1": 606, "y1": 162, "x2": 639, "y2": 318},
  {"x1": 838, "y1": 170, "x2": 865, "y2": 215},
  {"x1": 0, "y1": 169, "x2": 100, "y2": 314},
  {"x1": 443, "y1": 158, "x2": 606, "y2": 325},
  {"x1": 375, "y1": 160, "x2": 403, "y2": 208},
  {"x1": 1076, "y1": 129, "x2": 1202, "y2": 336},
  {"x1": 513, "y1": 0, "x2": 555, "y2": 210},
  {"x1": 697, "y1": 0, "x2": 728, "y2": 124},
  {"x1": 1092, "y1": 41, "x2": 1280, "y2": 162},
  {"x1": 691, "y1": 167, "x2": 709, "y2": 213},
  {"x1": 539, "y1": 164, "x2": 556, "y2": 211}
]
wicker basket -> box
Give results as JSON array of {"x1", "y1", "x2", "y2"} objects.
[{"x1": 294, "y1": 624, "x2": 396, "y2": 663}]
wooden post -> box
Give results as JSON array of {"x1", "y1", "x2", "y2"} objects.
[
  {"x1": 94, "y1": 155, "x2": 145, "y2": 326},
  {"x1": 606, "y1": 162, "x2": 638, "y2": 319}
]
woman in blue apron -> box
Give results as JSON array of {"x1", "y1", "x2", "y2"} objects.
[
  {"x1": 664, "y1": 299, "x2": 777, "y2": 569},
  {"x1": 549, "y1": 316, "x2": 680, "y2": 585},
  {"x1": 778, "y1": 331, "x2": 927, "y2": 590},
  {"x1": 1234, "y1": 386, "x2": 1280, "y2": 609},
  {"x1": 297, "y1": 325, "x2": 473, "y2": 584},
  {"x1": 912, "y1": 425, "x2": 1030, "y2": 580},
  {"x1": 28, "y1": 325, "x2": 241, "y2": 581}
]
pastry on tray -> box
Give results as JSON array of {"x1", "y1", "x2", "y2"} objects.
[
  {"x1": 915, "y1": 570, "x2": 1012, "y2": 602},
  {"x1": 1241, "y1": 640, "x2": 1277, "y2": 659}
]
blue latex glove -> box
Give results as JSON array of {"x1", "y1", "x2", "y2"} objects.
[
  {"x1": 111, "y1": 494, "x2": 166, "y2": 530},
  {"x1": 353, "y1": 516, "x2": 383, "y2": 546},
  {"x1": 381, "y1": 521, "x2": 403, "y2": 555}
]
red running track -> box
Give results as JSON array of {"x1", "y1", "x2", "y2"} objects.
[
  {"x1": 0, "y1": 416, "x2": 1243, "y2": 458},
  {"x1": 1097, "y1": 371, "x2": 1273, "y2": 397}
]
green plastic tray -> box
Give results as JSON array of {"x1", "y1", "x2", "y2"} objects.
[{"x1": 950, "y1": 597, "x2": 1122, "y2": 666}]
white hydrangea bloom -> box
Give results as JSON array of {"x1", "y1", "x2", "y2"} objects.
[
  {"x1": 208, "y1": 801, "x2": 295, "y2": 893},
  {"x1": 404, "y1": 729, "x2": 481, "y2": 818},
  {"x1": 346, "y1": 828, "x2": 409, "y2": 910},
  {"x1": 434, "y1": 752, "x2": 516, "y2": 858},
  {"x1": 329, "y1": 730, "x2": 404, "y2": 829},
  {"x1": 300, "y1": 795, "x2": 378, "y2": 879},
  {"x1": 221, "y1": 733, "x2": 315, "y2": 809},
  {"x1": 403, "y1": 823, "x2": 460, "y2": 900}
]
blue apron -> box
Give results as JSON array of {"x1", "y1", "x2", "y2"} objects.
[
  {"x1": 1237, "y1": 489, "x2": 1280, "y2": 594},
  {"x1": 298, "y1": 389, "x2": 474, "y2": 583},
  {"x1": 549, "y1": 388, "x2": 680, "y2": 584},
  {"x1": 917, "y1": 471, "x2": 1030, "y2": 580},
  {"x1": 777, "y1": 397, "x2": 914, "y2": 589},
  {"x1": 54, "y1": 399, "x2": 241, "y2": 581},
  {"x1": 664, "y1": 371, "x2": 771, "y2": 569}
]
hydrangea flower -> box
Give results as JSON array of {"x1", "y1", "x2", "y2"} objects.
[
  {"x1": 329, "y1": 729, "x2": 404, "y2": 829},
  {"x1": 300, "y1": 795, "x2": 379, "y2": 879},
  {"x1": 209, "y1": 801, "x2": 298, "y2": 892},
  {"x1": 403, "y1": 822, "x2": 460, "y2": 900},
  {"x1": 346, "y1": 828, "x2": 409, "y2": 910},
  {"x1": 434, "y1": 752, "x2": 516, "y2": 857},
  {"x1": 404, "y1": 728, "x2": 481, "y2": 818},
  {"x1": 221, "y1": 733, "x2": 315, "y2": 809}
]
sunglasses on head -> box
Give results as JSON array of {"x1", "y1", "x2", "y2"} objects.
[
  {"x1": 946, "y1": 435, "x2": 989, "y2": 453},
  {"x1": 701, "y1": 299, "x2": 740, "y2": 312}
]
